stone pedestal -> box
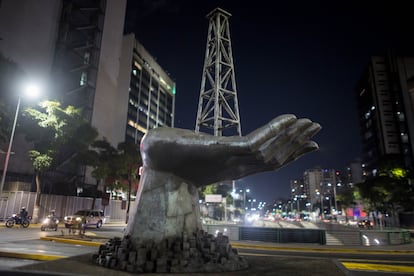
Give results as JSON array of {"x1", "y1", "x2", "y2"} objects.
[{"x1": 125, "y1": 168, "x2": 201, "y2": 245}]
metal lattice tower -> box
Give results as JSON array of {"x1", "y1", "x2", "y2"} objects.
[{"x1": 195, "y1": 8, "x2": 242, "y2": 136}]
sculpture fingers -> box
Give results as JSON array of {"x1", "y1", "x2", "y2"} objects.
[
  {"x1": 246, "y1": 114, "x2": 297, "y2": 151},
  {"x1": 271, "y1": 125, "x2": 320, "y2": 166},
  {"x1": 268, "y1": 140, "x2": 319, "y2": 170},
  {"x1": 260, "y1": 119, "x2": 320, "y2": 164}
]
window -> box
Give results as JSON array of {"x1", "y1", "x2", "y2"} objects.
[{"x1": 80, "y1": 72, "x2": 87, "y2": 86}]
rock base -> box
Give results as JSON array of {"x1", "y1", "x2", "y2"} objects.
[{"x1": 92, "y1": 229, "x2": 249, "y2": 273}]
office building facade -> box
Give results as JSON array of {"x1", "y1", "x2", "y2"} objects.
[
  {"x1": 356, "y1": 53, "x2": 414, "y2": 176},
  {"x1": 119, "y1": 34, "x2": 175, "y2": 144},
  {"x1": 0, "y1": 1, "x2": 175, "y2": 194},
  {"x1": 303, "y1": 167, "x2": 339, "y2": 213},
  {"x1": 0, "y1": 0, "x2": 128, "y2": 193}
]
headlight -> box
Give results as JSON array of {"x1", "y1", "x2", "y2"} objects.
[
  {"x1": 56, "y1": 219, "x2": 59, "y2": 224},
  {"x1": 76, "y1": 217, "x2": 82, "y2": 221},
  {"x1": 43, "y1": 218, "x2": 50, "y2": 224},
  {"x1": 64, "y1": 216, "x2": 68, "y2": 220}
]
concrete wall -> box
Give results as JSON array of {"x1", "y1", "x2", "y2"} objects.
[
  {"x1": 91, "y1": 0, "x2": 127, "y2": 147},
  {"x1": 0, "y1": 190, "x2": 127, "y2": 222}
]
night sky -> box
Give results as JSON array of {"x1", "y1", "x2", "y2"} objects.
[{"x1": 125, "y1": 1, "x2": 413, "y2": 203}]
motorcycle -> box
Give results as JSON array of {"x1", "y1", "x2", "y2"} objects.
[
  {"x1": 40, "y1": 215, "x2": 59, "y2": 231},
  {"x1": 5, "y1": 214, "x2": 31, "y2": 228}
]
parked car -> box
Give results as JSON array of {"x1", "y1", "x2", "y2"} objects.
[
  {"x1": 64, "y1": 209, "x2": 105, "y2": 229},
  {"x1": 358, "y1": 219, "x2": 373, "y2": 229}
]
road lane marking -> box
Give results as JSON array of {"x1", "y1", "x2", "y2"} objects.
[
  {"x1": 339, "y1": 258, "x2": 414, "y2": 265},
  {"x1": 231, "y1": 243, "x2": 414, "y2": 255},
  {"x1": 342, "y1": 261, "x2": 414, "y2": 273},
  {"x1": 0, "y1": 250, "x2": 65, "y2": 261}
]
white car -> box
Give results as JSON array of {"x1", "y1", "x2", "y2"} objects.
[{"x1": 64, "y1": 209, "x2": 105, "y2": 229}]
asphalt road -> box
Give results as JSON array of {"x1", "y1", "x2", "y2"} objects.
[{"x1": 0, "y1": 222, "x2": 413, "y2": 275}]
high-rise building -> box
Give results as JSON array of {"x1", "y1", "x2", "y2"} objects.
[
  {"x1": 303, "y1": 167, "x2": 339, "y2": 213},
  {"x1": 356, "y1": 52, "x2": 414, "y2": 176},
  {"x1": 344, "y1": 159, "x2": 364, "y2": 187},
  {"x1": 0, "y1": 1, "x2": 176, "y2": 194},
  {"x1": 0, "y1": 0, "x2": 128, "y2": 194},
  {"x1": 290, "y1": 179, "x2": 306, "y2": 212},
  {"x1": 119, "y1": 34, "x2": 175, "y2": 144}
]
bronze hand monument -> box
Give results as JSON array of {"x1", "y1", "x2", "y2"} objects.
[{"x1": 96, "y1": 114, "x2": 321, "y2": 273}]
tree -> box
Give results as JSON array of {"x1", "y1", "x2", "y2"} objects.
[
  {"x1": 114, "y1": 141, "x2": 141, "y2": 223},
  {"x1": 75, "y1": 139, "x2": 118, "y2": 209},
  {"x1": 336, "y1": 187, "x2": 356, "y2": 209},
  {"x1": 75, "y1": 140, "x2": 142, "y2": 221},
  {"x1": 356, "y1": 164, "x2": 414, "y2": 226},
  {"x1": 23, "y1": 101, "x2": 98, "y2": 222}
]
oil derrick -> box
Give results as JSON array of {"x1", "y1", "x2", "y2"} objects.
[
  {"x1": 195, "y1": 7, "x2": 242, "y2": 137},
  {"x1": 196, "y1": 8, "x2": 242, "y2": 220}
]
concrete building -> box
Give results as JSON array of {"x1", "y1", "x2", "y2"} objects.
[
  {"x1": 344, "y1": 159, "x2": 364, "y2": 187},
  {"x1": 0, "y1": 0, "x2": 128, "y2": 193},
  {"x1": 303, "y1": 167, "x2": 339, "y2": 214},
  {"x1": 0, "y1": 0, "x2": 175, "y2": 195},
  {"x1": 356, "y1": 53, "x2": 414, "y2": 176},
  {"x1": 119, "y1": 33, "x2": 175, "y2": 144},
  {"x1": 290, "y1": 179, "x2": 307, "y2": 213}
]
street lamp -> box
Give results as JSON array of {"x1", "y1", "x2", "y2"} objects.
[
  {"x1": 316, "y1": 191, "x2": 323, "y2": 219},
  {"x1": 243, "y1": 188, "x2": 250, "y2": 210},
  {"x1": 0, "y1": 84, "x2": 41, "y2": 198}
]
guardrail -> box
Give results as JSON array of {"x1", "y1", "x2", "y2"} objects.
[
  {"x1": 203, "y1": 224, "x2": 326, "y2": 245},
  {"x1": 203, "y1": 223, "x2": 412, "y2": 246},
  {"x1": 240, "y1": 226, "x2": 326, "y2": 244},
  {"x1": 359, "y1": 230, "x2": 412, "y2": 246}
]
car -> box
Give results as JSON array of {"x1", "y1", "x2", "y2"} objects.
[
  {"x1": 64, "y1": 209, "x2": 105, "y2": 229},
  {"x1": 358, "y1": 219, "x2": 373, "y2": 229}
]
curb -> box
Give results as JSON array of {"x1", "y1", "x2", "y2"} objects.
[
  {"x1": 231, "y1": 242, "x2": 414, "y2": 255},
  {"x1": 40, "y1": 236, "x2": 105, "y2": 247},
  {"x1": 0, "y1": 250, "x2": 65, "y2": 261}
]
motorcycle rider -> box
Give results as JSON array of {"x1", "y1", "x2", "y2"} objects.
[
  {"x1": 49, "y1": 210, "x2": 56, "y2": 218},
  {"x1": 20, "y1": 207, "x2": 28, "y2": 221}
]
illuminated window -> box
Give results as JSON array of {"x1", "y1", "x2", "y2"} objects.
[
  {"x1": 80, "y1": 72, "x2": 87, "y2": 86},
  {"x1": 84, "y1": 52, "x2": 90, "y2": 64},
  {"x1": 134, "y1": 60, "x2": 142, "y2": 70}
]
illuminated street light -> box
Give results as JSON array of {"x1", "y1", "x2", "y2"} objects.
[
  {"x1": 316, "y1": 191, "x2": 323, "y2": 219},
  {"x1": 0, "y1": 83, "x2": 41, "y2": 197},
  {"x1": 243, "y1": 188, "x2": 250, "y2": 210}
]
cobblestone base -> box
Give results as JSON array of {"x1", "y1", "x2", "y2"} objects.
[{"x1": 92, "y1": 229, "x2": 249, "y2": 273}]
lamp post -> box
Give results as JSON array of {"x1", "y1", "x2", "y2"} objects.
[
  {"x1": 0, "y1": 97, "x2": 21, "y2": 198},
  {"x1": 316, "y1": 191, "x2": 323, "y2": 220},
  {"x1": 0, "y1": 84, "x2": 40, "y2": 198},
  {"x1": 333, "y1": 183, "x2": 338, "y2": 213},
  {"x1": 243, "y1": 188, "x2": 250, "y2": 210}
]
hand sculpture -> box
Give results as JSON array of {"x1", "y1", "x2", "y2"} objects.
[
  {"x1": 140, "y1": 114, "x2": 320, "y2": 185},
  {"x1": 126, "y1": 114, "x2": 320, "y2": 244}
]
